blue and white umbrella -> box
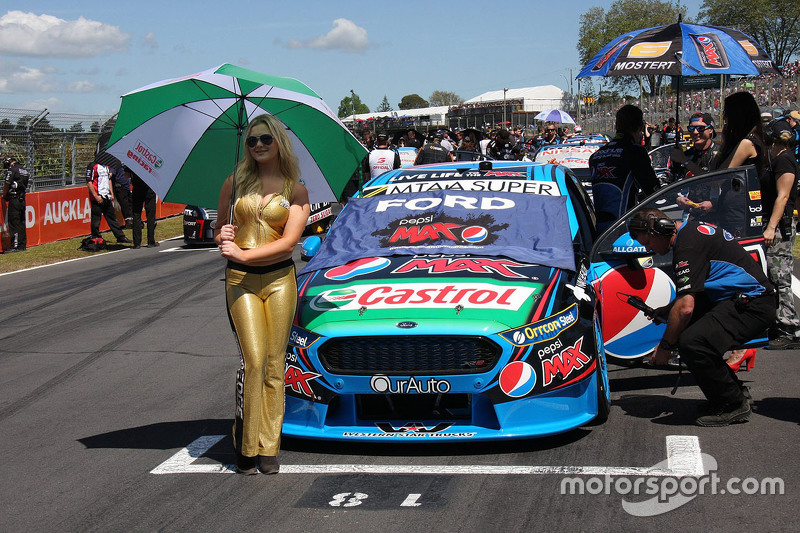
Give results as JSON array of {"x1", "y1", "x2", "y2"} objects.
[{"x1": 534, "y1": 109, "x2": 576, "y2": 124}]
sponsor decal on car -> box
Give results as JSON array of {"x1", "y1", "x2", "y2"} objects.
[
  {"x1": 373, "y1": 212, "x2": 508, "y2": 247},
  {"x1": 499, "y1": 361, "x2": 537, "y2": 398},
  {"x1": 288, "y1": 325, "x2": 322, "y2": 348},
  {"x1": 375, "y1": 195, "x2": 515, "y2": 213},
  {"x1": 342, "y1": 423, "x2": 477, "y2": 438},
  {"x1": 284, "y1": 365, "x2": 322, "y2": 398},
  {"x1": 369, "y1": 375, "x2": 451, "y2": 394},
  {"x1": 372, "y1": 179, "x2": 561, "y2": 196},
  {"x1": 392, "y1": 257, "x2": 532, "y2": 279},
  {"x1": 324, "y1": 257, "x2": 392, "y2": 280},
  {"x1": 310, "y1": 283, "x2": 538, "y2": 312},
  {"x1": 499, "y1": 303, "x2": 579, "y2": 347},
  {"x1": 542, "y1": 338, "x2": 592, "y2": 387}
]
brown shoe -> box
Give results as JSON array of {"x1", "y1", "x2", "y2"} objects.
[
  {"x1": 257, "y1": 455, "x2": 279, "y2": 474},
  {"x1": 235, "y1": 452, "x2": 258, "y2": 475}
]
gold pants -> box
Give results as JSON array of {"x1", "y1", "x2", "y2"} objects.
[{"x1": 226, "y1": 261, "x2": 297, "y2": 457}]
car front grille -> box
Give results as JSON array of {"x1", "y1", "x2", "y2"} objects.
[{"x1": 317, "y1": 335, "x2": 501, "y2": 375}]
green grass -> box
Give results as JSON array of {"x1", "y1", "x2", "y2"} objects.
[{"x1": 1, "y1": 216, "x2": 185, "y2": 274}]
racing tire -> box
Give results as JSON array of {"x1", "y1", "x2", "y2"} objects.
[{"x1": 590, "y1": 313, "x2": 610, "y2": 425}]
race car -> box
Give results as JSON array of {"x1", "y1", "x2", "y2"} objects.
[
  {"x1": 284, "y1": 160, "x2": 768, "y2": 441},
  {"x1": 532, "y1": 142, "x2": 605, "y2": 182},
  {"x1": 283, "y1": 161, "x2": 609, "y2": 441},
  {"x1": 183, "y1": 202, "x2": 337, "y2": 245}
]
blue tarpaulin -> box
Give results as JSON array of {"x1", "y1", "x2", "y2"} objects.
[{"x1": 300, "y1": 190, "x2": 576, "y2": 275}]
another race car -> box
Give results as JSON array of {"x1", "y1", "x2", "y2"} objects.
[
  {"x1": 183, "y1": 202, "x2": 337, "y2": 245},
  {"x1": 284, "y1": 161, "x2": 609, "y2": 441},
  {"x1": 532, "y1": 142, "x2": 605, "y2": 183}
]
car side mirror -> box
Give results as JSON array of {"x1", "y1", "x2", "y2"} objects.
[{"x1": 301, "y1": 236, "x2": 321, "y2": 260}]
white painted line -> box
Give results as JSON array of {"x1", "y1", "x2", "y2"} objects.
[
  {"x1": 150, "y1": 435, "x2": 233, "y2": 474},
  {"x1": 161, "y1": 246, "x2": 218, "y2": 253},
  {"x1": 400, "y1": 494, "x2": 422, "y2": 507},
  {"x1": 0, "y1": 247, "x2": 130, "y2": 277},
  {"x1": 151, "y1": 435, "x2": 703, "y2": 477},
  {"x1": 666, "y1": 435, "x2": 704, "y2": 476},
  {"x1": 792, "y1": 275, "x2": 800, "y2": 300}
]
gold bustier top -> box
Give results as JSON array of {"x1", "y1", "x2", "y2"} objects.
[{"x1": 232, "y1": 179, "x2": 293, "y2": 249}]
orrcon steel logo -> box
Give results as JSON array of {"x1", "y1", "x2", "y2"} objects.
[{"x1": 592, "y1": 35, "x2": 634, "y2": 71}]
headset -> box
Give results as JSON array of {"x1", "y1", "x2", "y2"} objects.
[
  {"x1": 628, "y1": 213, "x2": 675, "y2": 237},
  {"x1": 764, "y1": 119, "x2": 795, "y2": 147}
]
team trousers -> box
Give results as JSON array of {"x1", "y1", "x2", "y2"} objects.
[
  {"x1": 6, "y1": 196, "x2": 26, "y2": 250},
  {"x1": 226, "y1": 260, "x2": 296, "y2": 457},
  {"x1": 677, "y1": 294, "x2": 776, "y2": 405},
  {"x1": 90, "y1": 197, "x2": 125, "y2": 240}
]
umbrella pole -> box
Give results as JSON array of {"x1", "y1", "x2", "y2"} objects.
[
  {"x1": 675, "y1": 76, "x2": 681, "y2": 148},
  {"x1": 229, "y1": 96, "x2": 246, "y2": 224}
]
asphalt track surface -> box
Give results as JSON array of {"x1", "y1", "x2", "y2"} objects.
[{"x1": 1, "y1": 239, "x2": 798, "y2": 532}]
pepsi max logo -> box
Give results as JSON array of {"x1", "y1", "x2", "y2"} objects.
[
  {"x1": 325, "y1": 257, "x2": 391, "y2": 280},
  {"x1": 697, "y1": 224, "x2": 716, "y2": 235},
  {"x1": 461, "y1": 226, "x2": 487, "y2": 243},
  {"x1": 499, "y1": 361, "x2": 537, "y2": 398},
  {"x1": 690, "y1": 33, "x2": 729, "y2": 69}
]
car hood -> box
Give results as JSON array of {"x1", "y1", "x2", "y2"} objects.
[{"x1": 296, "y1": 254, "x2": 565, "y2": 335}]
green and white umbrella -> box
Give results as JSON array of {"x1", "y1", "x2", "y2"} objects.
[{"x1": 106, "y1": 63, "x2": 367, "y2": 208}]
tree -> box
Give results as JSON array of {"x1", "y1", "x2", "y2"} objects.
[
  {"x1": 428, "y1": 90, "x2": 464, "y2": 107},
  {"x1": 337, "y1": 93, "x2": 369, "y2": 118},
  {"x1": 69, "y1": 122, "x2": 85, "y2": 133},
  {"x1": 577, "y1": 0, "x2": 687, "y2": 95},
  {"x1": 699, "y1": 0, "x2": 800, "y2": 68},
  {"x1": 376, "y1": 95, "x2": 393, "y2": 112},
  {"x1": 398, "y1": 94, "x2": 429, "y2": 110}
]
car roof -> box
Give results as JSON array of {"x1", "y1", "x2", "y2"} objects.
[{"x1": 358, "y1": 160, "x2": 589, "y2": 241}]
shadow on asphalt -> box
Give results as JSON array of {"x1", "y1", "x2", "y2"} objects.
[
  {"x1": 77, "y1": 418, "x2": 596, "y2": 458},
  {"x1": 753, "y1": 397, "x2": 800, "y2": 424},
  {"x1": 612, "y1": 394, "x2": 705, "y2": 426}
]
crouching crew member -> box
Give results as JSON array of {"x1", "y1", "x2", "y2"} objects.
[{"x1": 629, "y1": 208, "x2": 776, "y2": 426}]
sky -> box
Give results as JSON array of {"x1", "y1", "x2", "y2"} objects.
[{"x1": 0, "y1": 0, "x2": 705, "y2": 118}]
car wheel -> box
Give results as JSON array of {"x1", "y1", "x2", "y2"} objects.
[{"x1": 591, "y1": 312, "x2": 610, "y2": 425}]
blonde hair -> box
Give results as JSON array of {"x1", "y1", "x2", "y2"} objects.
[{"x1": 233, "y1": 114, "x2": 300, "y2": 199}]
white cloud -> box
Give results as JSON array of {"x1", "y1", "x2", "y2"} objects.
[
  {"x1": 66, "y1": 80, "x2": 98, "y2": 93},
  {"x1": 0, "y1": 11, "x2": 130, "y2": 57},
  {"x1": 0, "y1": 62, "x2": 57, "y2": 93},
  {"x1": 286, "y1": 18, "x2": 370, "y2": 53},
  {"x1": 143, "y1": 32, "x2": 158, "y2": 50}
]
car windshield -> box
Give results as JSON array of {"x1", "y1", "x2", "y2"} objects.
[{"x1": 300, "y1": 190, "x2": 576, "y2": 275}]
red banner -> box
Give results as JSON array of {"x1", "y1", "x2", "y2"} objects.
[{"x1": 1, "y1": 187, "x2": 184, "y2": 250}]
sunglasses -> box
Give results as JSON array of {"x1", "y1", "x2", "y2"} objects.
[
  {"x1": 246, "y1": 134, "x2": 274, "y2": 147},
  {"x1": 687, "y1": 125, "x2": 709, "y2": 133},
  {"x1": 547, "y1": 129, "x2": 556, "y2": 132}
]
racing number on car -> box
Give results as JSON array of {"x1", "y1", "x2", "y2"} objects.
[{"x1": 329, "y1": 492, "x2": 369, "y2": 507}]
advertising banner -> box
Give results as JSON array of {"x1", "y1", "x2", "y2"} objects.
[{"x1": 1, "y1": 187, "x2": 184, "y2": 250}]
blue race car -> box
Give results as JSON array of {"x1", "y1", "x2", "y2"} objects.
[{"x1": 283, "y1": 161, "x2": 609, "y2": 441}]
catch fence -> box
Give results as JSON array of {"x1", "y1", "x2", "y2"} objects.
[
  {"x1": 0, "y1": 107, "x2": 116, "y2": 192},
  {"x1": 577, "y1": 70, "x2": 799, "y2": 136}
]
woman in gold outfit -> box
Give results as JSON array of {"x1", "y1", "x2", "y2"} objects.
[{"x1": 215, "y1": 114, "x2": 310, "y2": 474}]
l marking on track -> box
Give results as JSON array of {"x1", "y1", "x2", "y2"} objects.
[{"x1": 150, "y1": 435, "x2": 703, "y2": 477}]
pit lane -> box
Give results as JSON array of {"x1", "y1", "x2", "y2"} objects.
[{"x1": 0, "y1": 239, "x2": 797, "y2": 532}]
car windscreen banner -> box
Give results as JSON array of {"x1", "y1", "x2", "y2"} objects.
[{"x1": 300, "y1": 190, "x2": 576, "y2": 275}]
